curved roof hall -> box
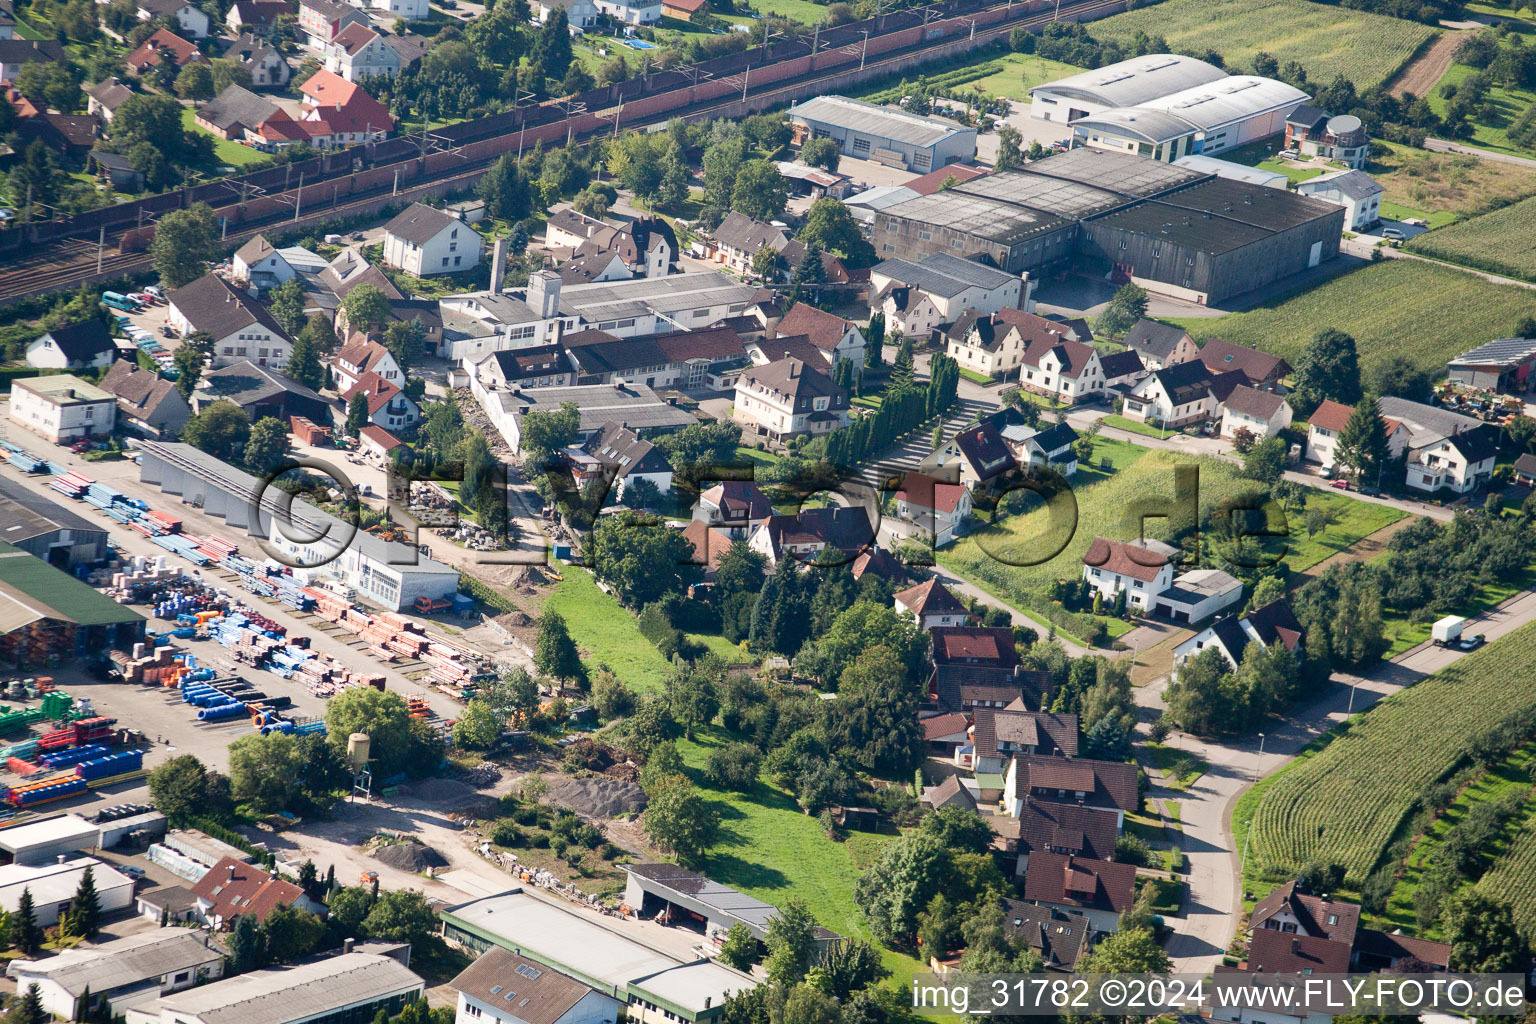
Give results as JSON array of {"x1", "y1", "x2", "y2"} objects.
[
  {"x1": 1139, "y1": 76, "x2": 1311, "y2": 131},
  {"x1": 1030, "y1": 54, "x2": 1226, "y2": 109},
  {"x1": 1070, "y1": 108, "x2": 1199, "y2": 144}
]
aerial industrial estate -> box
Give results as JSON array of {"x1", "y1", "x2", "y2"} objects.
[{"x1": 0, "y1": 0, "x2": 1535, "y2": 1018}]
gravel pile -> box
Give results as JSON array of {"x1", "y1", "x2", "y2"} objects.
[
  {"x1": 544, "y1": 776, "x2": 646, "y2": 818},
  {"x1": 373, "y1": 840, "x2": 447, "y2": 871},
  {"x1": 400, "y1": 777, "x2": 476, "y2": 802}
]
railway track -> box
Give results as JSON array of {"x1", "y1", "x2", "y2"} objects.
[{"x1": 0, "y1": 0, "x2": 1126, "y2": 303}]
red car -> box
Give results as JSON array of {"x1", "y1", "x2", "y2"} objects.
[{"x1": 1330, "y1": 478, "x2": 1350, "y2": 490}]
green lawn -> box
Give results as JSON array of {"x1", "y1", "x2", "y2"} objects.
[
  {"x1": 733, "y1": 445, "x2": 780, "y2": 472},
  {"x1": 1427, "y1": 60, "x2": 1536, "y2": 160},
  {"x1": 1280, "y1": 492, "x2": 1404, "y2": 573},
  {"x1": 965, "y1": 52, "x2": 1088, "y2": 102},
  {"x1": 1101, "y1": 413, "x2": 1175, "y2": 439},
  {"x1": 854, "y1": 45, "x2": 1084, "y2": 105},
  {"x1": 673, "y1": 726, "x2": 923, "y2": 985},
  {"x1": 543, "y1": 571, "x2": 675, "y2": 694},
  {"x1": 1379, "y1": 202, "x2": 1460, "y2": 229},
  {"x1": 1171, "y1": 260, "x2": 1536, "y2": 381},
  {"x1": 957, "y1": 367, "x2": 995, "y2": 386},
  {"x1": 1144, "y1": 743, "x2": 1208, "y2": 791},
  {"x1": 1087, "y1": 0, "x2": 1436, "y2": 90},
  {"x1": 744, "y1": 0, "x2": 828, "y2": 23},
  {"x1": 180, "y1": 108, "x2": 271, "y2": 168}
]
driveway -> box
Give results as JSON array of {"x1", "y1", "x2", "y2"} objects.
[{"x1": 1149, "y1": 585, "x2": 1536, "y2": 972}]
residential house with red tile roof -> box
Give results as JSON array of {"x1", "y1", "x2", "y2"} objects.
[
  {"x1": 1023, "y1": 852, "x2": 1137, "y2": 932},
  {"x1": 189, "y1": 857, "x2": 322, "y2": 929},
  {"x1": 773, "y1": 303, "x2": 866, "y2": 370},
  {"x1": 332, "y1": 339, "x2": 402, "y2": 394},
  {"x1": 970, "y1": 708, "x2": 1079, "y2": 774},
  {"x1": 1197, "y1": 338, "x2": 1291, "y2": 392},
  {"x1": 343, "y1": 372, "x2": 420, "y2": 433},
  {"x1": 125, "y1": 28, "x2": 205, "y2": 75},
  {"x1": 693, "y1": 480, "x2": 774, "y2": 539}
]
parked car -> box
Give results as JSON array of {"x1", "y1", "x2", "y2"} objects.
[
  {"x1": 1330, "y1": 478, "x2": 1350, "y2": 490},
  {"x1": 1457, "y1": 633, "x2": 1487, "y2": 652},
  {"x1": 1381, "y1": 227, "x2": 1405, "y2": 240}
]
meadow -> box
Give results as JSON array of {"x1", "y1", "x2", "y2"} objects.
[
  {"x1": 1367, "y1": 141, "x2": 1536, "y2": 222},
  {"x1": 1427, "y1": 61, "x2": 1536, "y2": 160},
  {"x1": 935, "y1": 441, "x2": 1400, "y2": 643},
  {"x1": 1245, "y1": 621, "x2": 1536, "y2": 884},
  {"x1": 1085, "y1": 0, "x2": 1436, "y2": 89},
  {"x1": 542, "y1": 571, "x2": 679, "y2": 694},
  {"x1": 1404, "y1": 195, "x2": 1536, "y2": 282},
  {"x1": 1173, "y1": 260, "x2": 1536, "y2": 380}
]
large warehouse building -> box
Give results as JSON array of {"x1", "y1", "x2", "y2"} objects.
[
  {"x1": 788, "y1": 95, "x2": 977, "y2": 172},
  {"x1": 871, "y1": 148, "x2": 1343, "y2": 305},
  {"x1": 1029, "y1": 54, "x2": 1227, "y2": 123},
  {"x1": 135, "y1": 441, "x2": 460, "y2": 611},
  {"x1": 0, "y1": 475, "x2": 110, "y2": 568},
  {"x1": 0, "y1": 540, "x2": 146, "y2": 665}
]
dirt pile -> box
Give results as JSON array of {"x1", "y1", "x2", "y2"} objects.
[
  {"x1": 544, "y1": 776, "x2": 646, "y2": 818},
  {"x1": 373, "y1": 840, "x2": 447, "y2": 871}
]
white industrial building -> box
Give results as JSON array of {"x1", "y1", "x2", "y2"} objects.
[
  {"x1": 1172, "y1": 153, "x2": 1288, "y2": 188},
  {"x1": 0, "y1": 856, "x2": 135, "y2": 926},
  {"x1": 1030, "y1": 54, "x2": 1226, "y2": 123},
  {"x1": 0, "y1": 813, "x2": 98, "y2": 865},
  {"x1": 135, "y1": 441, "x2": 460, "y2": 611},
  {"x1": 124, "y1": 951, "x2": 425, "y2": 1024},
  {"x1": 1072, "y1": 76, "x2": 1310, "y2": 162},
  {"x1": 8, "y1": 374, "x2": 117, "y2": 444},
  {"x1": 788, "y1": 95, "x2": 977, "y2": 172},
  {"x1": 7, "y1": 927, "x2": 225, "y2": 1021},
  {"x1": 471, "y1": 379, "x2": 694, "y2": 454}
]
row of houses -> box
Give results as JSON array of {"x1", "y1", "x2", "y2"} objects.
[{"x1": 193, "y1": 70, "x2": 394, "y2": 151}]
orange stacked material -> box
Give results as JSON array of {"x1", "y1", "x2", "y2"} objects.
[
  {"x1": 146, "y1": 510, "x2": 183, "y2": 534},
  {"x1": 405, "y1": 696, "x2": 431, "y2": 718}
]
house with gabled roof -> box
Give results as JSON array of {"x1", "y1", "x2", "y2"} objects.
[
  {"x1": 921, "y1": 775, "x2": 978, "y2": 812},
  {"x1": 224, "y1": 32, "x2": 288, "y2": 88},
  {"x1": 694, "y1": 481, "x2": 774, "y2": 539},
  {"x1": 922, "y1": 711, "x2": 970, "y2": 759},
  {"x1": 1010, "y1": 312, "x2": 1105, "y2": 404},
  {"x1": 894, "y1": 470, "x2": 973, "y2": 547},
  {"x1": 1378, "y1": 396, "x2": 1498, "y2": 495},
  {"x1": 467, "y1": 345, "x2": 575, "y2": 390},
  {"x1": 894, "y1": 578, "x2": 969, "y2": 631},
  {"x1": 195, "y1": 84, "x2": 279, "y2": 140},
  {"x1": 226, "y1": 0, "x2": 292, "y2": 32},
  {"x1": 1003, "y1": 753, "x2": 1139, "y2": 825},
  {"x1": 1023, "y1": 852, "x2": 1137, "y2": 933},
  {"x1": 26, "y1": 320, "x2": 115, "y2": 371},
  {"x1": 298, "y1": 0, "x2": 366, "y2": 45},
  {"x1": 136, "y1": 0, "x2": 209, "y2": 35},
  {"x1": 575, "y1": 421, "x2": 673, "y2": 502},
  {"x1": 448, "y1": 947, "x2": 621, "y2": 1024},
  {"x1": 919, "y1": 422, "x2": 1017, "y2": 492},
  {"x1": 1123, "y1": 318, "x2": 1198, "y2": 372},
  {"x1": 998, "y1": 898, "x2": 1091, "y2": 972},
  {"x1": 125, "y1": 28, "x2": 205, "y2": 75},
  {"x1": 343, "y1": 372, "x2": 420, "y2": 433},
  {"x1": 773, "y1": 303, "x2": 866, "y2": 370},
  {"x1": 1121, "y1": 359, "x2": 1245, "y2": 428},
  {"x1": 733, "y1": 357, "x2": 848, "y2": 444},
  {"x1": 970, "y1": 708, "x2": 1078, "y2": 774},
  {"x1": 748, "y1": 506, "x2": 874, "y2": 567},
  {"x1": 188, "y1": 857, "x2": 321, "y2": 929},
  {"x1": 298, "y1": 69, "x2": 393, "y2": 147},
  {"x1": 168, "y1": 274, "x2": 291, "y2": 370},
  {"x1": 332, "y1": 339, "x2": 402, "y2": 394},
  {"x1": 324, "y1": 22, "x2": 400, "y2": 81},
  {"x1": 851, "y1": 547, "x2": 906, "y2": 586},
  {"x1": 384, "y1": 203, "x2": 478, "y2": 277},
  {"x1": 1010, "y1": 799, "x2": 1118, "y2": 877},
  {"x1": 1000, "y1": 421, "x2": 1079, "y2": 478},
  {"x1": 1219, "y1": 384, "x2": 1293, "y2": 440},
  {"x1": 98, "y1": 360, "x2": 190, "y2": 437},
  {"x1": 1173, "y1": 599, "x2": 1304, "y2": 679},
  {"x1": 1198, "y1": 338, "x2": 1290, "y2": 392},
  {"x1": 87, "y1": 77, "x2": 133, "y2": 124},
  {"x1": 680, "y1": 519, "x2": 735, "y2": 578},
  {"x1": 869, "y1": 251, "x2": 1026, "y2": 337},
  {"x1": 194, "y1": 360, "x2": 330, "y2": 424},
  {"x1": 944, "y1": 311, "x2": 1029, "y2": 379}
]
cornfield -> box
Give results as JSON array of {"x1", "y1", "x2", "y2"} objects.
[
  {"x1": 1405, "y1": 195, "x2": 1536, "y2": 284},
  {"x1": 1478, "y1": 817, "x2": 1536, "y2": 934},
  {"x1": 1248, "y1": 622, "x2": 1536, "y2": 885},
  {"x1": 1087, "y1": 0, "x2": 1435, "y2": 89}
]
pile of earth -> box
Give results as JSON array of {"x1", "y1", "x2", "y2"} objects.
[
  {"x1": 373, "y1": 840, "x2": 447, "y2": 871},
  {"x1": 399, "y1": 777, "x2": 476, "y2": 802},
  {"x1": 543, "y1": 776, "x2": 646, "y2": 817}
]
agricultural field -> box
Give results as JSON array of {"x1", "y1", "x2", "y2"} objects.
[
  {"x1": 1427, "y1": 60, "x2": 1536, "y2": 160},
  {"x1": 1086, "y1": 0, "x2": 1436, "y2": 90},
  {"x1": 1174, "y1": 260, "x2": 1536, "y2": 381},
  {"x1": 935, "y1": 441, "x2": 1398, "y2": 644},
  {"x1": 1245, "y1": 621, "x2": 1536, "y2": 884},
  {"x1": 1404, "y1": 195, "x2": 1536, "y2": 282},
  {"x1": 1367, "y1": 141, "x2": 1536, "y2": 223}
]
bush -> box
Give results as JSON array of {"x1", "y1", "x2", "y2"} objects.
[
  {"x1": 704, "y1": 742, "x2": 763, "y2": 792},
  {"x1": 490, "y1": 820, "x2": 521, "y2": 847},
  {"x1": 1115, "y1": 833, "x2": 1153, "y2": 867}
]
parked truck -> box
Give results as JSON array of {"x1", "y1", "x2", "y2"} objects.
[{"x1": 1432, "y1": 616, "x2": 1465, "y2": 647}]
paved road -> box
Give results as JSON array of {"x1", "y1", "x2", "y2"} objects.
[
  {"x1": 1151, "y1": 586, "x2": 1536, "y2": 972},
  {"x1": 1425, "y1": 137, "x2": 1536, "y2": 169}
]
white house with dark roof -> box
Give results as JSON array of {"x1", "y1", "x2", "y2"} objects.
[
  {"x1": 693, "y1": 481, "x2": 773, "y2": 539},
  {"x1": 920, "y1": 422, "x2": 1016, "y2": 491},
  {"x1": 574, "y1": 422, "x2": 673, "y2": 501},
  {"x1": 1173, "y1": 599, "x2": 1305, "y2": 680},
  {"x1": 894, "y1": 470, "x2": 972, "y2": 547},
  {"x1": 1014, "y1": 315, "x2": 1104, "y2": 404},
  {"x1": 748, "y1": 507, "x2": 875, "y2": 565},
  {"x1": 1219, "y1": 384, "x2": 1293, "y2": 439},
  {"x1": 893, "y1": 577, "x2": 969, "y2": 630},
  {"x1": 87, "y1": 77, "x2": 133, "y2": 123},
  {"x1": 26, "y1": 320, "x2": 115, "y2": 371},
  {"x1": 324, "y1": 23, "x2": 400, "y2": 80},
  {"x1": 7, "y1": 927, "x2": 225, "y2": 1021},
  {"x1": 467, "y1": 345, "x2": 576, "y2": 390},
  {"x1": 167, "y1": 275, "x2": 291, "y2": 370},
  {"x1": 869, "y1": 251, "x2": 1028, "y2": 332},
  {"x1": 384, "y1": 203, "x2": 481, "y2": 277},
  {"x1": 732, "y1": 358, "x2": 849, "y2": 442},
  {"x1": 224, "y1": 33, "x2": 288, "y2": 88},
  {"x1": 136, "y1": 0, "x2": 209, "y2": 36},
  {"x1": 1378, "y1": 396, "x2": 1498, "y2": 495},
  {"x1": 1296, "y1": 169, "x2": 1383, "y2": 231},
  {"x1": 704, "y1": 212, "x2": 788, "y2": 276},
  {"x1": 1001, "y1": 421, "x2": 1079, "y2": 478},
  {"x1": 1081, "y1": 535, "x2": 1241, "y2": 622},
  {"x1": 1123, "y1": 319, "x2": 1198, "y2": 372}
]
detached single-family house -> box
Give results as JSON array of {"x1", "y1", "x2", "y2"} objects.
[
  {"x1": 1023, "y1": 853, "x2": 1137, "y2": 934},
  {"x1": 188, "y1": 858, "x2": 323, "y2": 929},
  {"x1": 297, "y1": 0, "x2": 367, "y2": 45},
  {"x1": 26, "y1": 320, "x2": 115, "y2": 371},
  {"x1": 466, "y1": 345, "x2": 576, "y2": 390},
  {"x1": 1081, "y1": 535, "x2": 1242, "y2": 624},
  {"x1": 944, "y1": 311, "x2": 1027, "y2": 379},
  {"x1": 748, "y1": 507, "x2": 874, "y2": 566},
  {"x1": 224, "y1": 33, "x2": 289, "y2": 89},
  {"x1": 970, "y1": 708, "x2": 1078, "y2": 775},
  {"x1": 1173, "y1": 599, "x2": 1305, "y2": 680},
  {"x1": 733, "y1": 358, "x2": 849, "y2": 443},
  {"x1": 332, "y1": 339, "x2": 403, "y2": 393},
  {"x1": 893, "y1": 578, "x2": 969, "y2": 631},
  {"x1": 125, "y1": 28, "x2": 205, "y2": 75},
  {"x1": 997, "y1": 898, "x2": 1091, "y2": 972},
  {"x1": 86, "y1": 77, "x2": 133, "y2": 124},
  {"x1": 894, "y1": 470, "x2": 973, "y2": 548},
  {"x1": 226, "y1": 0, "x2": 292, "y2": 32},
  {"x1": 1411, "y1": 429, "x2": 1497, "y2": 495},
  {"x1": 1001, "y1": 421, "x2": 1079, "y2": 478},
  {"x1": 535, "y1": 0, "x2": 598, "y2": 27},
  {"x1": 919, "y1": 422, "x2": 1016, "y2": 492},
  {"x1": 1515, "y1": 453, "x2": 1536, "y2": 488},
  {"x1": 1198, "y1": 339, "x2": 1290, "y2": 392},
  {"x1": 1219, "y1": 384, "x2": 1293, "y2": 440},
  {"x1": 705, "y1": 212, "x2": 789, "y2": 276},
  {"x1": 324, "y1": 23, "x2": 400, "y2": 81},
  {"x1": 167, "y1": 274, "x2": 291, "y2": 370},
  {"x1": 1011, "y1": 801, "x2": 1117, "y2": 876},
  {"x1": 342, "y1": 372, "x2": 421, "y2": 433},
  {"x1": 136, "y1": 0, "x2": 209, "y2": 36},
  {"x1": 1002, "y1": 753, "x2": 1139, "y2": 825},
  {"x1": 775, "y1": 302, "x2": 866, "y2": 371},
  {"x1": 98, "y1": 360, "x2": 191, "y2": 438},
  {"x1": 1014, "y1": 319, "x2": 1104, "y2": 405},
  {"x1": 1297, "y1": 169, "x2": 1383, "y2": 231},
  {"x1": 1123, "y1": 319, "x2": 1198, "y2": 372},
  {"x1": 869, "y1": 252, "x2": 1026, "y2": 337},
  {"x1": 1121, "y1": 361, "x2": 1246, "y2": 429},
  {"x1": 694, "y1": 480, "x2": 774, "y2": 539},
  {"x1": 593, "y1": 0, "x2": 659, "y2": 23},
  {"x1": 383, "y1": 203, "x2": 481, "y2": 277},
  {"x1": 575, "y1": 421, "x2": 673, "y2": 502}
]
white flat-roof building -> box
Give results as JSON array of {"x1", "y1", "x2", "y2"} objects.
[
  {"x1": 0, "y1": 856, "x2": 135, "y2": 926},
  {"x1": 557, "y1": 272, "x2": 759, "y2": 340},
  {"x1": 124, "y1": 952, "x2": 425, "y2": 1024},
  {"x1": 1172, "y1": 154, "x2": 1288, "y2": 188},
  {"x1": 0, "y1": 813, "x2": 98, "y2": 865},
  {"x1": 1030, "y1": 54, "x2": 1225, "y2": 123},
  {"x1": 7, "y1": 927, "x2": 225, "y2": 1020},
  {"x1": 788, "y1": 95, "x2": 977, "y2": 173},
  {"x1": 8, "y1": 374, "x2": 116, "y2": 443}
]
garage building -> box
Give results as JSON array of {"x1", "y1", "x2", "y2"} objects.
[
  {"x1": 623, "y1": 864, "x2": 840, "y2": 952},
  {"x1": 0, "y1": 475, "x2": 111, "y2": 568},
  {"x1": 0, "y1": 813, "x2": 98, "y2": 865},
  {"x1": 135, "y1": 441, "x2": 460, "y2": 611},
  {"x1": 1446, "y1": 336, "x2": 1536, "y2": 391},
  {"x1": 788, "y1": 95, "x2": 976, "y2": 172}
]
